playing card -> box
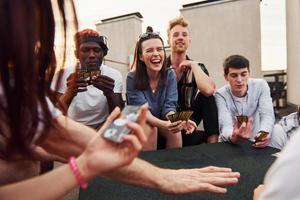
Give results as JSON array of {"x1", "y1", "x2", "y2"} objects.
[
  {"x1": 236, "y1": 115, "x2": 248, "y2": 128},
  {"x1": 90, "y1": 69, "x2": 101, "y2": 77},
  {"x1": 78, "y1": 70, "x2": 90, "y2": 79},
  {"x1": 167, "y1": 111, "x2": 193, "y2": 122},
  {"x1": 102, "y1": 105, "x2": 141, "y2": 143},
  {"x1": 254, "y1": 131, "x2": 269, "y2": 143}
]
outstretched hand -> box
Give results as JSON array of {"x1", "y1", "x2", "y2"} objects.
[
  {"x1": 77, "y1": 106, "x2": 149, "y2": 180},
  {"x1": 159, "y1": 166, "x2": 240, "y2": 194}
]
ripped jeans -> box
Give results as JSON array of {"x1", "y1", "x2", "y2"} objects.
[{"x1": 269, "y1": 112, "x2": 299, "y2": 149}]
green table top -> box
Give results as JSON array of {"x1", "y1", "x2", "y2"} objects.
[{"x1": 80, "y1": 141, "x2": 279, "y2": 200}]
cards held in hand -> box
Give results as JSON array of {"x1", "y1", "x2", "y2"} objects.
[
  {"x1": 102, "y1": 105, "x2": 141, "y2": 143},
  {"x1": 77, "y1": 68, "x2": 101, "y2": 84},
  {"x1": 254, "y1": 131, "x2": 269, "y2": 143},
  {"x1": 236, "y1": 115, "x2": 248, "y2": 128},
  {"x1": 167, "y1": 110, "x2": 193, "y2": 122}
]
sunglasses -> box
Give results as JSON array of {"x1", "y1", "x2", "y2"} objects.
[
  {"x1": 139, "y1": 31, "x2": 160, "y2": 39},
  {"x1": 100, "y1": 36, "x2": 108, "y2": 46}
]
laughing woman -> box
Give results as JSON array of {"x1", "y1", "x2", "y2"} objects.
[{"x1": 127, "y1": 27, "x2": 187, "y2": 150}]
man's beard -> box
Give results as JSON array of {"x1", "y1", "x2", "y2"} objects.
[
  {"x1": 173, "y1": 47, "x2": 187, "y2": 54},
  {"x1": 173, "y1": 44, "x2": 188, "y2": 53}
]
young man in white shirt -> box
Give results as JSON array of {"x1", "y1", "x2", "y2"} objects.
[
  {"x1": 52, "y1": 29, "x2": 124, "y2": 129},
  {"x1": 215, "y1": 55, "x2": 299, "y2": 149}
]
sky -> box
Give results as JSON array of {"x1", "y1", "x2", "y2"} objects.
[
  {"x1": 260, "y1": 0, "x2": 286, "y2": 71},
  {"x1": 73, "y1": 0, "x2": 287, "y2": 71},
  {"x1": 74, "y1": 0, "x2": 196, "y2": 42}
]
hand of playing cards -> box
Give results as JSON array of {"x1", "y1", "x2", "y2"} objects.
[
  {"x1": 166, "y1": 111, "x2": 193, "y2": 122},
  {"x1": 102, "y1": 105, "x2": 141, "y2": 143},
  {"x1": 77, "y1": 69, "x2": 101, "y2": 85},
  {"x1": 254, "y1": 131, "x2": 269, "y2": 143}
]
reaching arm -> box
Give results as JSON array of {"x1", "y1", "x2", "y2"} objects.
[
  {"x1": 37, "y1": 115, "x2": 94, "y2": 158},
  {"x1": 104, "y1": 159, "x2": 240, "y2": 194},
  {"x1": 36, "y1": 106, "x2": 241, "y2": 195},
  {"x1": 0, "y1": 162, "x2": 81, "y2": 200},
  {"x1": 0, "y1": 108, "x2": 145, "y2": 200}
]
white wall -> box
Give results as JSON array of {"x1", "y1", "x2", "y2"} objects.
[
  {"x1": 96, "y1": 15, "x2": 142, "y2": 94},
  {"x1": 286, "y1": 0, "x2": 300, "y2": 105},
  {"x1": 180, "y1": 0, "x2": 262, "y2": 89}
]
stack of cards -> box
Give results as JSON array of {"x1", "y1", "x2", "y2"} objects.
[
  {"x1": 167, "y1": 111, "x2": 193, "y2": 122},
  {"x1": 102, "y1": 105, "x2": 141, "y2": 143},
  {"x1": 78, "y1": 69, "x2": 101, "y2": 80},
  {"x1": 254, "y1": 131, "x2": 269, "y2": 143},
  {"x1": 236, "y1": 115, "x2": 248, "y2": 128}
]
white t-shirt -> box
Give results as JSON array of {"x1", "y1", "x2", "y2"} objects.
[
  {"x1": 260, "y1": 128, "x2": 300, "y2": 199},
  {"x1": 52, "y1": 64, "x2": 123, "y2": 127}
]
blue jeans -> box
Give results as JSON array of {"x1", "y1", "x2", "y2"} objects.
[{"x1": 270, "y1": 112, "x2": 299, "y2": 149}]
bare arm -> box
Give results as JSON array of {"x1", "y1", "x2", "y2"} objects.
[
  {"x1": 37, "y1": 115, "x2": 96, "y2": 159},
  {"x1": 180, "y1": 60, "x2": 215, "y2": 96},
  {"x1": 0, "y1": 108, "x2": 145, "y2": 200},
  {"x1": 146, "y1": 110, "x2": 168, "y2": 129},
  {"x1": 105, "y1": 93, "x2": 124, "y2": 112},
  {"x1": 37, "y1": 107, "x2": 241, "y2": 195},
  {"x1": 0, "y1": 163, "x2": 81, "y2": 200},
  {"x1": 104, "y1": 160, "x2": 240, "y2": 194}
]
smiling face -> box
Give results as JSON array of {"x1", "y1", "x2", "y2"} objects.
[
  {"x1": 76, "y1": 41, "x2": 104, "y2": 70},
  {"x1": 225, "y1": 67, "x2": 249, "y2": 97},
  {"x1": 168, "y1": 24, "x2": 190, "y2": 53},
  {"x1": 139, "y1": 38, "x2": 165, "y2": 74}
]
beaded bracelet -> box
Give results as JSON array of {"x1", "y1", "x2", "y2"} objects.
[{"x1": 69, "y1": 156, "x2": 88, "y2": 189}]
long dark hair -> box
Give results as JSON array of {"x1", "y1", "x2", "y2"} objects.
[
  {"x1": 131, "y1": 26, "x2": 167, "y2": 90},
  {"x1": 0, "y1": 0, "x2": 77, "y2": 158}
]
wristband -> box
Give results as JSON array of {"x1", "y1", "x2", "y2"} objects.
[{"x1": 69, "y1": 156, "x2": 88, "y2": 189}]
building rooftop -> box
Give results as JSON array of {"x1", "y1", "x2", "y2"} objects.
[
  {"x1": 182, "y1": 0, "x2": 225, "y2": 8},
  {"x1": 182, "y1": 0, "x2": 263, "y2": 8},
  {"x1": 101, "y1": 12, "x2": 143, "y2": 22}
]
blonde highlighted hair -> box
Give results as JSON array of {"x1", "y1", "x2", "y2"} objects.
[{"x1": 167, "y1": 16, "x2": 189, "y2": 38}]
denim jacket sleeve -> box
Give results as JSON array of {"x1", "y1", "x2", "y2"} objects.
[
  {"x1": 126, "y1": 72, "x2": 148, "y2": 106},
  {"x1": 162, "y1": 69, "x2": 178, "y2": 117}
]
